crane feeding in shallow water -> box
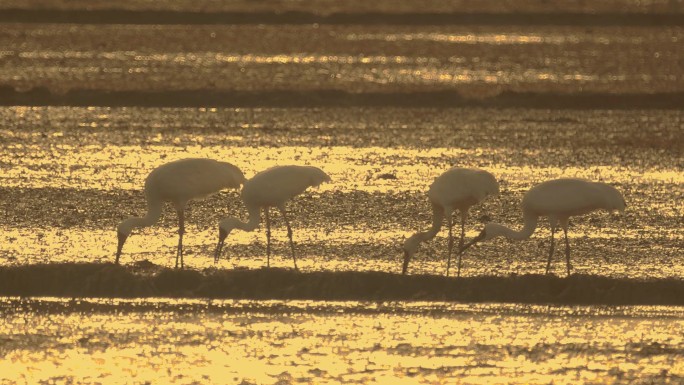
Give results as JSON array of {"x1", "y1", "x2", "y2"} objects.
[
  {"x1": 214, "y1": 165, "x2": 331, "y2": 270},
  {"x1": 402, "y1": 167, "x2": 499, "y2": 277},
  {"x1": 116, "y1": 158, "x2": 245, "y2": 268},
  {"x1": 458, "y1": 178, "x2": 626, "y2": 276}
]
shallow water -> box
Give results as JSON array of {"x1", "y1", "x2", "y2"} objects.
[
  {"x1": 2, "y1": 298, "x2": 684, "y2": 384},
  {"x1": 2, "y1": 3, "x2": 684, "y2": 383},
  {"x1": 1, "y1": 106, "x2": 682, "y2": 277},
  {"x1": 1, "y1": 23, "x2": 683, "y2": 95}
]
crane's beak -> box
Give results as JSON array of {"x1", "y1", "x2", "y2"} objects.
[
  {"x1": 460, "y1": 229, "x2": 486, "y2": 254},
  {"x1": 214, "y1": 227, "x2": 227, "y2": 263},
  {"x1": 401, "y1": 249, "x2": 410, "y2": 275},
  {"x1": 116, "y1": 231, "x2": 127, "y2": 265}
]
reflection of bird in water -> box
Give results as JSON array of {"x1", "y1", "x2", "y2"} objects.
[
  {"x1": 402, "y1": 167, "x2": 499, "y2": 277},
  {"x1": 459, "y1": 178, "x2": 626, "y2": 276},
  {"x1": 116, "y1": 158, "x2": 245, "y2": 268},
  {"x1": 215, "y1": 165, "x2": 331, "y2": 270}
]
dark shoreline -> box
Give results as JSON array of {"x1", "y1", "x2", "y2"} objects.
[
  {"x1": 2, "y1": 263, "x2": 684, "y2": 305},
  {"x1": 3, "y1": 9, "x2": 684, "y2": 26},
  {"x1": 2, "y1": 87, "x2": 684, "y2": 109}
]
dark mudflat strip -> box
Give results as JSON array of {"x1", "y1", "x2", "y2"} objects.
[
  {"x1": 2, "y1": 9, "x2": 684, "y2": 26},
  {"x1": 2, "y1": 263, "x2": 684, "y2": 305},
  {"x1": 2, "y1": 87, "x2": 684, "y2": 109}
]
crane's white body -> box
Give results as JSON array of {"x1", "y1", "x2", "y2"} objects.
[
  {"x1": 116, "y1": 158, "x2": 245, "y2": 268},
  {"x1": 402, "y1": 167, "x2": 499, "y2": 276},
  {"x1": 462, "y1": 178, "x2": 626, "y2": 275},
  {"x1": 145, "y1": 158, "x2": 245, "y2": 204},
  {"x1": 215, "y1": 165, "x2": 331, "y2": 269}
]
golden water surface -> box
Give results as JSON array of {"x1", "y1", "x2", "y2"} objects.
[
  {"x1": 2, "y1": 298, "x2": 684, "y2": 384},
  {"x1": 1, "y1": 2, "x2": 684, "y2": 383}
]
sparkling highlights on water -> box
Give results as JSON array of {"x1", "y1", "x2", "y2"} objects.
[
  {"x1": 1, "y1": 300, "x2": 684, "y2": 384},
  {"x1": 345, "y1": 32, "x2": 574, "y2": 44},
  {"x1": 343, "y1": 32, "x2": 668, "y2": 45},
  {"x1": 1, "y1": 106, "x2": 682, "y2": 278},
  {"x1": 1, "y1": 144, "x2": 681, "y2": 191},
  {"x1": 6, "y1": 50, "x2": 600, "y2": 86}
]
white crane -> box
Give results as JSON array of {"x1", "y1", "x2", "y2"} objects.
[
  {"x1": 116, "y1": 158, "x2": 245, "y2": 268},
  {"x1": 459, "y1": 178, "x2": 626, "y2": 276},
  {"x1": 402, "y1": 167, "x2": 499, "y2": 277},
  {"x1": 214, "y1": 165, "x2": 331, "y2": 270}
]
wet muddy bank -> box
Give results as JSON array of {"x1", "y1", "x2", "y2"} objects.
[{"x1": 2, "y1": 262, "x2": 684, "y2": 305}]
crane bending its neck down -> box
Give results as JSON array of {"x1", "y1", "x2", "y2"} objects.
[
  {"x1": 115, "y1": 158, "x2": 245, "y2": 267},
  {"x1": 214, "y1": 165, "x2": 331, "y2": 269},
  {"x1": 400, "y1": 167, "x2": 499, "y2": 276},
  {"x1": 457, "y1": 178, "x2": 626, "y2": 275}
]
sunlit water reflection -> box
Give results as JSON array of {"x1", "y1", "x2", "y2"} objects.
[
  {"x1": 2, "y1": 9, "x2": 684, "y2": 384},
  {"x1": 1, "y1": 106, "x2": 682, "y2": 278},
  {"x1": 2, "y1": 298, "x2": 684, "y2": 384},
  {"x1": 1, "y1": 24, "x2": 682, "y2": 93}
]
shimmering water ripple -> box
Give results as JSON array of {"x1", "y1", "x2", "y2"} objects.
[
  {"x1": 1, "y1": 106, "x2": 682, "y2": 278},
  {"x1": 1, "y1": 24, "x2": 682, "y2": 94},
  {"x1": 1, "y1": 298, "x2": 683, "y2": 384},
  {"x1": 2, "y1": 5, "x2": 683, "y2": 384}
]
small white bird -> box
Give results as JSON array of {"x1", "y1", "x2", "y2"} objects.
[
  {"x1": 116, "y1": 158, "x2": 245, "y2": 268},
  {"x1": 459, "y1": 178, "x2": 626, "y2": 276},
  {"x1": 214, "y1": 165, "x2": 331, "y2": 270},
  {"x1": 402, "y1": 167, "x2": 499, "y2": 277}
]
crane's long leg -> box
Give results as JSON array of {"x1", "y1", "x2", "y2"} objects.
[
  {"x1": 446, "y1": 213, "x2": 454, "y2": 277},
  {"x1": 545, "y1": 225, "x2": 556, "y2": 274},
  {"x1": 278, "y1": 207, "x2": 298, "y2": 271},
  {"x1": 563, "y1": 226, "x2": 571, "y2": 276},
  {"x1": 176, "y1": 208, "x2": 185, "y2": 269},
  {"x1": 265, "y1": 208, "x2": 271, "y2": 268},
  {"x1": 457, "y1": 213, "x2": 466, "y2": 278}
]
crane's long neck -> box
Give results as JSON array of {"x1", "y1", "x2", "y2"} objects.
[
  {"x1": 414, "y1": 202, "x2": 444, "y2": 243},
  {"x1": 121, "y1": 197, "x2": 163, "y2": 232},
  {"x1": 489, "y1": 211, "x2": 538, "y2": 241},
  {"x1": 402, "y1": 202, "x2": 445, "y2": 274},
  {"x1": 116, "y1": 197, "x2": 164, "y2": 264},
  {"x1": 215, "y1": 204, "x2": 264, "y2": 262},
  {"x1": 233, "y1": 204, "x2": 262, "y2": 232}
]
